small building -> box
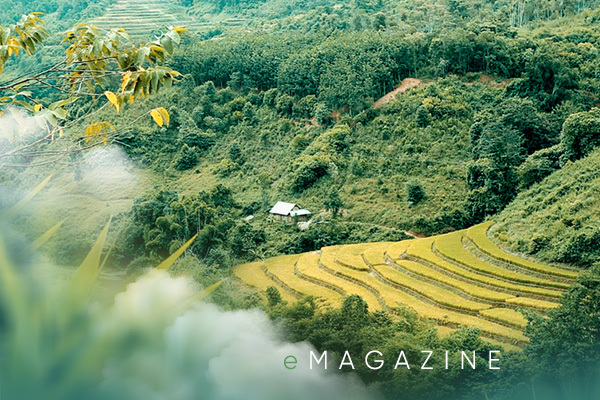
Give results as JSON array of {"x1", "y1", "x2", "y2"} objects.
[{"x1": 269, "y1": 201, "x2": 312, "y2": 223}]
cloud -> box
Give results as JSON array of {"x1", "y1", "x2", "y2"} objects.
[
  {"x1": 0, "y1": 106, "x2": 46, "y2": 144},
  {"x1": 76, "y1": 145, "x2": 139, "y2": 199},
  {"x1": 98, "y1": 270, "x2": 376, "y2": 400},
  {"x1": 0, "y1": 128, "x2": 375, "y2": 400}
]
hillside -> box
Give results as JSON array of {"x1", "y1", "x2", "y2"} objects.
[
  {"x1": 235, "y1": 222, "x2": 579, "y2": 350},
  {"x1": 492, "y1": 148, "x2": 600, "y2": 267},
  {"x1": 87, "y1": 0, "x2": 232, "y2": 39},
  {"x1": 3, "y1": 1, "x2": 600, "y2": 399}
]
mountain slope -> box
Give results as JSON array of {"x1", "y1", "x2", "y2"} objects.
[
  {"x1": 491, "y1": 149, "x2": 600, "y2": 267},
  {"x1": 88, "y1": 0, "x2": 209, "y2": 39}
]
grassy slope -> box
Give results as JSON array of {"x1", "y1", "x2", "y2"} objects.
[
  {"x1": 164, "y1": 79, "x2": 501, "y2": 233},
  {"x1": 7, "y1": 148, "x2": 154, "y2": 266},
  {"x1": 491, "y1": 148, "x2": 600, "y2": 266}
]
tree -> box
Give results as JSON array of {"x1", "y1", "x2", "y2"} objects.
[
  {"x1": 314, "y1": 102, "x2": 332, "y2": 125},
  {"x1": 229, "y1": 222, "x2": 265, "y2": 258},
  {"x1": 525, "y1": 266, "x2": 600, "y2": 398},
  {"x1": 560, "y1": 108, "x2": 600, "y2": 161},
  {"x1": 492, "y1": 97, "x2": 555, "y2": 155},
  {"x1": 174, "y1": 144, "x2": 198, "y2": 171},
  {"x1": 517, "y1": 144, "x2": 563, "y2": 188},
  {"x1": 406, "y1": 181, "x2": 425, "y2": 205},
  {"x1": 0, "y1": 12, "x2": 185, "y2": 168},
  {"x1": 415, "y1": 105, "x2": 430, "y2": 127},
  {"x1": 372, "y1": 12, "x2": 387, "y2": 31},
  {"x1": 229, "y1": 142, "x2": 244, "y2": 165},
  {"x1": 466, "y1": 157, "x2": 520, "y2": 221},
  {"x1": 466, "y1": 120, "x2": 525, "y2": 220},
  {"x1": 324, "y1": 190, "x2": 343, "y2": 217},
  {"x1": 266, "y1": 286, "x2": 285, "y2": 307}
]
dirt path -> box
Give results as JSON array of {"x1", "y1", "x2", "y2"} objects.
[{"x1": 373, "y1": 78, "x2": 422, "y2": 109}]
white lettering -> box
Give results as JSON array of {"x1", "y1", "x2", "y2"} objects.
[
  {"x1": 339, "y1": 351, "x2": 355, "y2": 370},
  {"x1": 310, "y1": 351, "x2": 327, "y2": 370},
  {"x1": 394, "y1": 351, "x2": 410, "y2": 369},
  {"x1": 421, "y1": 350, "x2": 433, "y2": 370},
  {"x1": 489, "y1": 351, "x2": 500, "y2": 370},
  {"x1": 461, "y1": 351, "x2": 476, "y2": 369},
  {"x1": 365, "y1": 350, "x2": 384, "y2": 370}
]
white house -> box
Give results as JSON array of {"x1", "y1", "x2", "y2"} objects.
[{"x1": 269, "y1": 201, "x2": 312, "y2": 222}]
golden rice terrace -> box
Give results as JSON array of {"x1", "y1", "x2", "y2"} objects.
[{"x1": 235, "y1": 222, "x2": 579, "y2": 351}]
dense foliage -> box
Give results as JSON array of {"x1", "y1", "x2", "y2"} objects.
[
  {"x1": 493, "y1": 148, "x2": 600, "y2": 266},
  {"x1": 9, "y1": 0, "x2": 597, "y2": 268},
  {"x1": 3, "y1": 1, "x2": 600, "y2": 399}
]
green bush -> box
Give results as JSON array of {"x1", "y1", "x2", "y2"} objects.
[
  {"x1": 288, "y1": 153, "x2": 331, "y2": 193},
  {"x1": 517, "y1": 144, "x2": 563, "y2": 189},
  {"x1": 174, "y1": 145, "x2": 199, "y2": 171},
  {"x1": 560, "y1": 108, "x2": 600, "y2": 161},
  {"x1": 406, "y1": 181, "x2": 426, "y2": 205},
  {"x1": 415, "y1": 105, "x2": 430, "y2": 127}
]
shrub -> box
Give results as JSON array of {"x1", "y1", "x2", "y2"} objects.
[
  {"x1": 229, "y1": 142, "x2": 244, "y2": 165},
  {"x1": 415, "y1": 105, "x2": 430, "y2": 127},
  {"x1": 180, "y1": 128, "x2": 215, "y2": 151},
  {"x1": 288, "y1": 154, "x2": 331, "y2": 193},
  {"x1": 266, "y1": 286, "x2": 285, "y2": 306},
  {"x1": 560, "y1": 108, "x2": 600, "y2": 161},
  {"x1": 406, "y1": 181, "x2": 425, "y2": 205},
  {"x1": 556, "y1": 229, "x2": 600, "y2": 266},
  {"x1": 230, "y1": 222, "x2": 266, "y2": 258},
  {"x1": 517, "y1": 144, "x2": 563, "y2": 188},
  {"x1": 276, "y1": 93, "x2": 295, "y2": 116},
  {"x1": 324, "y1": 190, "x2": 343, "y2": 217},
  {"x1": 290, "y1": 134, "x2": 310, "y2": 152},
  {"x1": 214, "y1": 158, "x2": 237, "y2": 177},
  {"x1": 308, "y1": 124, "x2": 349, "y2": 155},
  {"x1": 174, "y1": 145, "x2": 199, "y2": 171},
  {"x1": 314, "y1": 102, "x2": 332, "y2": 125}
]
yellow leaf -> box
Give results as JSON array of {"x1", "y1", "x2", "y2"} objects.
[
  {"x1": 34, "y1": 104, "x2": 42, "y2": 112},
  {"x1": 158, "y1": 107, "x2": 170, "y2": 126},
  {"x1": 150, "y1": 45, "x2": 165, "y2": 53},
  {"x1": 59, "y1": 127, "x2": 64, "y2": 137},
  {"x1": 104, "y1": 91, "x2": 120, "y2": 113},
  {"x1": 84, "y1": 122, "x2": 115, "y2": 144},
  {"x1": 121, "y1": 71, "x2": 132, "y2": 91},
  {"x1": 150, "y1": 108, "x2": 163, "y2": 127}
]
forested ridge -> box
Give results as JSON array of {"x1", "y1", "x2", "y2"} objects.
[{"x1": 1, "y1": 1, "x2": 600, "y2": 399}]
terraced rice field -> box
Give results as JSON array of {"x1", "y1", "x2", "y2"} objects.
[
  {"x1": 87, "y1": 0, "x2": 244, "y2": 39},
  {"x1": 234, "y1": 222, "x2": 579, "y2": 349}
]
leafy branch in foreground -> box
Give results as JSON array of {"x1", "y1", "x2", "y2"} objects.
[{"x1": 0, "y1": 12, "x2": 186, "y2": 167}]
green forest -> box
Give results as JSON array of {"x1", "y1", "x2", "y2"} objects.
[{"x1": 1, "y1": 1, "x2": 599, "y2": 399}]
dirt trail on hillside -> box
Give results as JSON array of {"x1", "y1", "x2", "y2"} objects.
[{"x1": 373, "y1": 78, "x2": 422, "y2": 108}]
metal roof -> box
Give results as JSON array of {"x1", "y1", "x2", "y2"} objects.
[
  {"x1": 269, "y1": 201, "x2": 298, "y2": 216},
  {"x1": 290, "y1": 209, "x2": 312, "y2": 217}
]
